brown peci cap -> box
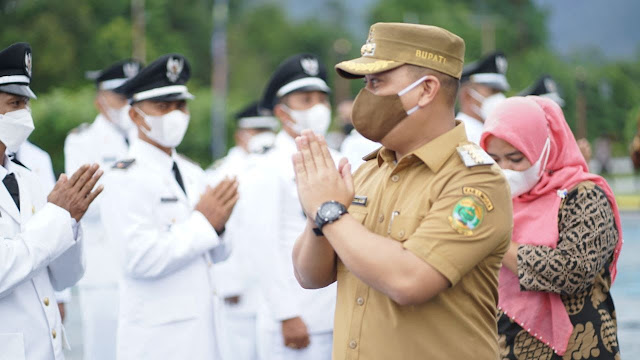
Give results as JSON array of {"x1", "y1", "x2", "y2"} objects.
[{"x1": 335, "y1": 23, "x2": 465, "y2": 79}]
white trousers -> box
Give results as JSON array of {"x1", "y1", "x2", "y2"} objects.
[
  {"x1": 257, "y1": 326, "x2": 332, "y2": 360},
  {"x1": 78, "y1": 287, "x2": 119, "y2": 360},
  {"x1": 218, "y1": 307, "x2": 259, "y2": 360}
]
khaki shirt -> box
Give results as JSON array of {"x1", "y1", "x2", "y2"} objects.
[{"x1": 333, "y1": 122, "x2": 512, "y2": 360}]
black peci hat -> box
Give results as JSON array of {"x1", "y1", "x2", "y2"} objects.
[
  {"x1": 235, "y1": 101, "x2": 279, "y2": 131},
  {"x1": 0, "y1": 42, "x2": 36, "y2": 99},
  {"x1": 519, "y1": 75, "x2": 565, "y2": 107},
  {"x1": 86, "y1": 59, "x2": 144, "y2": 91},
  {"x1": 115, "y1": 54, "x2": 193, "y2": 103},
  {"x1": 461, "y1": 51, "x2": 510, "y2": 92},
  {"x1": 259, "y1": 53, "x2": 330, "y2": 113}
]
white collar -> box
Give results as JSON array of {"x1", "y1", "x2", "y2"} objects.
[
  {"x1": 0, "y1": 153, "x2": 24, "y2": 181},
  {"x1": 95, "y1": 114, "x2": 130, "y2": 140},
  {"x1": 130, "y1": 139, "x2": 177, "y2": 173},
  {"x1": 273, "y1": 131, "x2": 297, "y2": 156},
  {"x1": 456, "y1": 112, "x2": 483, "y2": 126}
]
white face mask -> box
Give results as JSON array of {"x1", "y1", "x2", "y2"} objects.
[
  {"x1": 502, "y1": 137, "x2": 551, "y2": 197},
  {"x1": 281, "y1": 103, "x2": 331, "y2": 136},
  {"x1": 134, "y1": 107, "x2": 190, "y2": 148},
  {"x1": 101, "y1": 99, "x2": 136, "y2": 133},
  {"x1": 469, "y1": 89, "x2": 506, "y2": 120},
  {"x1": 0, "y1": 108, "x2": 35, "y2": 153},
  {"x1": 247, "y1": 131, "x2": 276, "y2": 154},
  {"x1": 115, "y1": 105, "x2": 135, "y2": 133}
]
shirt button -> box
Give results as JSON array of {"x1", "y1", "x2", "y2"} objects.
[
  {"x1": 52, "y1": 329, "x2": 57, "y2": 339},
  {"x1": 398, "y1": 230, "x2": 405, "y2": 238},
  {"x1": 356, "y1": 297, "x2": 364, "y2": 306},
  {"x1": 43, "y1": 297, "x2": 50, "y2": 306},
  {"x1": 391, "y1": 175, "x2": 400, "y2": 182},
  {"x1": 378, "y1": 214, "x2": 384, "y2": 223},
  {"x1": 349, "y1": 340, "x2": 358, "y2": 349}
]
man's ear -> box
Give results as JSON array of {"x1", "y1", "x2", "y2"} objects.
[
  {"x1": 417, "y1": 76, "x2": 440, "y2": 107},
  {"x1": 94, "y1": 95, "x2": 104, "y2": 113}
]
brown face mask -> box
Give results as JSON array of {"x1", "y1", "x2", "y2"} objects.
[{"x1": 351, "y1": 76, "x2": 427, "y2": 142}]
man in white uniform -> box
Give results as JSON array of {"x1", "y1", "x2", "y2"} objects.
[
  {"x1": 63, "y1": 59, "x2": 142, "y2": 360},
  {"x1": 100, "y1": 53, "x2": 239, "y2": 360},
  {"x1": 12, "y1": 140, "x2": 73, "y2": 320},
  {"x1": 456, "y1": 51, "x2": 509, "y2": 144},
  {"x1": 245, "y1": 53, "x2": 337, "y2": 360},
  {"x1": 0, "y1": 42, "x2": 103, "y2": 360},
  {"x1": 207, "y1": 102, "x2": 278, "y2": 360},
  {"x1": 206, "y1": 101, "x2": 278, "y2": 183}
]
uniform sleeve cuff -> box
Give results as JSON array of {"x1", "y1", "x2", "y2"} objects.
[
  {"x1": 403, "y1": 241, "x2": 462, "y2": 286},
  {"x1": 190, "y1": 210, "x2": 220, "y2": 247}
]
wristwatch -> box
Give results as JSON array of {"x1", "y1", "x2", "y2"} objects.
[{"x1": 313, "y1": 201, "x2": 348, "y2": 236}]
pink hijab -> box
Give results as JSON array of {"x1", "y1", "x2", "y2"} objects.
[{"x1": 480, "y1": 96, "x2": 623, "y2": 356}]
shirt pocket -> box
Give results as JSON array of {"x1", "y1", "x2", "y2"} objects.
[
  {"x1": 349, "y1": 209, "x2": 368, "y2": 224},
  {"x1": 0, "y1": 333, "x2": 25, "y2": 360},
  {"x1": 388, "y1": 214, "x2": 422, "y2": 242},
  {"x1": 156, "y1": 197, "x2": 183, "y2": 228}
]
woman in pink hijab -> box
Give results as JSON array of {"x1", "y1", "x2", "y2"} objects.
[{"x1": 480, "y1": 96, "x2": 622, "y2": 360}]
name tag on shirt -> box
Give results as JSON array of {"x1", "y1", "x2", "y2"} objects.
[
  {"x1": 160, "y1": 197, "x2": 179, "y2": 203},
  {"x1": 352, "y1": 195, "x2": 368, "y2": 207}
]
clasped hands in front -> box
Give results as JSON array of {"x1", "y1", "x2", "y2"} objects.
[{"x1": 292, "y1": 130, "x2": 354, "y2": 220}]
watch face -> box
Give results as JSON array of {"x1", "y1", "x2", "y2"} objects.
[{"x1": 319, "y1": 202, "x2": 342, "y2": 220}]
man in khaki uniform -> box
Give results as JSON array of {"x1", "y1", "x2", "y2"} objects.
[{"x1": 290, "y1": 23, "x2": 512, "y2": 359}]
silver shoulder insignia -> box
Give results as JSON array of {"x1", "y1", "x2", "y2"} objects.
[
  {"x1": 70, "y1": 123, "x2": 90, "y2": 135},
  {"x1": 112, "y1": 158, "x2": 136, "y2": 170},
  {"x1": 456, "y1": 144, "x2": 495, "y2": 167}
]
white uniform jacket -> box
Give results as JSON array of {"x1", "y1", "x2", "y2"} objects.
[
  {"x1": 64, "y1": 114, "x2": 133, "y2": 287},
  {"x1": 339, "y1": 129, "x2": 380, "y2": 172},
  {"x1": 15, "y1": 141, "x2": 72, "y2": 303},
  {"x1": 456, "y1": 111, "x2": 484, "y2": 145},
  {"x1": 0, "y1": 156, "x2": 84, "y2": 360},
  {"x1": 206, "y1": 146, "x2": 264, "y2": 314},
  {"x1": 242, "y1": 131, "x2": 337, "y2": 335},
  {"x1": 100, "y1": 140, "x2": 230, "y2": 360}
]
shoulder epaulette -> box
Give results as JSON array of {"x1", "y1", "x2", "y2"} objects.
[
  {"x1": 112, "y1": 158, "x2": 136, "y2": 170},
  {"x1": 207, "y1": 158, "x2": 225, "y2": 171},
  {"x1": 456, "y1": 143, "x2": 495, "y2": 167},
  {"x1": 69, "y1": 123, "x2": 90, "y2": 135}
]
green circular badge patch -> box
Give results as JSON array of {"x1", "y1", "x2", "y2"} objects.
[{"x1": 448, "y1": 196, "x2": 485, "y2": 235}]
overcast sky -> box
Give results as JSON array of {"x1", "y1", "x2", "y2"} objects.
[
  {"x1": 281, "y1": 0, "x2": 640, "y2": 61},
  {"x1": 534, "y1": 0, "x2": 640, "y2": 60}
]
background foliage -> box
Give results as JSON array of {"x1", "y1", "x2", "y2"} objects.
[{"x1": 1, "y1": 0, "x2": 639, "y2": 173}]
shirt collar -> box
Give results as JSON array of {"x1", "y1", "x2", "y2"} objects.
[
  {"x1": 374, "y1": 121, "x2": 468, "y2": 172},
  {"x1": 273, "y1": 131, "x2": 297, "y2": 155},
  {"x1": 96, "y1": 114, "x2": 130, "y2": 140},
  {"x1": 0, "y1": 155, "x2": 9, "y2": 180},
  {"x1": 130, "y1": 139, "x2": 177, "y2": 173}
]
